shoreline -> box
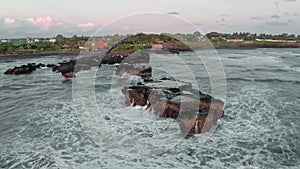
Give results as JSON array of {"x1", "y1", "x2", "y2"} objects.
[
  {"x1": 0, "y1": 52, "x2": 80, "y2": 60},
  {"x1": 1, "y1": 45, "x2": 299, "y2": 60}
]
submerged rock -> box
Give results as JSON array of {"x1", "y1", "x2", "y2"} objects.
[{"x1": 122, "y1": 78, "x2": 224, "y2": 134}]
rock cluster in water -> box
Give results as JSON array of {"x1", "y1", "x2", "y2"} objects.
[
  {"x1": 3, "y1": 56, "x2": 100, "y2": 78},
  {"x1": 122, "y1": 78, "x2": 224, "y2": 134},
  {"x1": 3, "y1": 48, "x2": 224, "y2": 134},
  {"x1": 4, "y1": 63, "x2": 46, "y2": 75}
]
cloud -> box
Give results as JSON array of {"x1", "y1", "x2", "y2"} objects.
[
  {"x1": 271, "y1": 15, "x2": 280, "y2": 19},
  {"x1": 3, "y1": 17, "x2": 15, "y2": 23},
  {"x1": 77, "y1": 22, "x2": 95, "y2": 28},
  {"x1": 167, "y1": 11, "x2": 180, "y2": 15},
  {"x1": 274, "y1": 1, "x2": 279, "y2": 8},
  {"x1": 122, "y1": 25, "x2": 130, "y2": 31},
  {"x1": 285, "y1": 0, "x2": 297, "y2": 2},
  {"x1": 26, "y1": 16, "x2": 63, "y2": 29},
  {"x1": 215, "y1": 18, "x2": 226, "y2": 23},
  {"x1": 250, "y1": 16, "x2": 264, "y2": 20},
  {"x1": 192, "y1": 22, "x2": 203, "y2": 26},
  {"x1": 287, "y1": 19, "x2": 295, "y2": 23},
  {"x1": 0, "y1": 17, "x2": 98, "y2": 38},
  {"x1": 218, "y1": 23, "x2": 227, "y2": 27},
  {"x1": 266, "y1": 21, "x2": 288, "y2": 26}
]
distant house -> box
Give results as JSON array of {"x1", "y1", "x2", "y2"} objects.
[
  {"x1": 256, "y1": 39, "x2": 282, "y2": 42},
  {"x1": 152, "y1": 44, "x2": 163, "y2": 49},
  {"x1": 61, "y1": 44, "x2": 70, "y2": 50},
  {"x1": 92, "y1": 40, "x2": 107, "y2": 50},
  {"x1": 27, "y1": 38, "x2": 33, "y2": 43},
  {"x1": 0, "y1": 39, "x2": 9, "y2": 43},
  {"x1": 226, "y1": 39, "x2": 244, "y2": 42},
  {"x1": 209, "y1": 33, "x2": 225, "y2": 40},
  {"x1": 155, "y1": 39, "x2": 164, "y2": 44},
  {"x1": 45, "y1": 38, "x2": 56, "y2": 43},
  {"x1": 152, "y1": 39, "x2": 164, "y2": 49}
]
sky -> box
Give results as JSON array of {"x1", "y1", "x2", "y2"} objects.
[{"x1": 0, "y1": 0, "x2": 300, "y2": 38}]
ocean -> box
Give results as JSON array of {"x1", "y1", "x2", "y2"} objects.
[{"x1": 0, "y1": 48, "x2": 299, "y2": 169}]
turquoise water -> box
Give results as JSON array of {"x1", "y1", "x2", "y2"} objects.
[{"x1": 0, "y1": 48, "x2": 299, "y2": 168}]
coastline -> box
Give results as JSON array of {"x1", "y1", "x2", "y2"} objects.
[
  {"x1": 0, "y1": 51, "x2": 80, "y2": 60},
  {"x1": 212, "y1": 42, "x2": 300, "y2": 49},
  {"x1": 1, "y1": 43, "x2": 300, "y2": 60}
]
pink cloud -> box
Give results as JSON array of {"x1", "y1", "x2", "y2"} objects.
[
  {"x1": 26, "y1": 16, "x2": 63, "y2": 28},
  {"x1": 77, "y1": 22, "x2": 95, "y2": 28},
  {"x1": 4, "y1": 17, "x2": 15, "y2": 23}
]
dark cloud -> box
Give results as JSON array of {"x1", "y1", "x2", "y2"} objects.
[
  {"x1": 250, "y1": 16, "x2": 264, "y2": 20},
  {"x1": 271, "y1": 15, "x2": 280, "y2": 19},
  {"x1": 167, "y1": 11, "x2": 180, "y2": 15}
]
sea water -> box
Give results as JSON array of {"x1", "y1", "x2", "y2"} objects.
[{"x1": 0, "y1": 48, "x2": 299, "y2": 168}]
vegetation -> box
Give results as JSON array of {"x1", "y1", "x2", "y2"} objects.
[{"x1": 0, "y1": 32, "x2": 299, "y2": 56}]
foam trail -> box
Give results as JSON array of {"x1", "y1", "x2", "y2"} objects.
[
  {"x1": 130, "y1": 98, "x2": 135, "y2": 107},
  {"x1": 195, "y1": 111, "x2": 199, "y2": 134}
]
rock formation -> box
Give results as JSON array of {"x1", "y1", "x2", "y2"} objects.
[
  {"x1": 4, "y1": 63, "x2": 45, "y2": 75},
  {"x1": 102, "y1": 50, "x2": 150, "y2": 65},
  {"x1": 122, "y1": 78, "x2": 224, "y2": 134},
  {"x1": 115, "y1": 64, "x2": 152, "y2": 79}
]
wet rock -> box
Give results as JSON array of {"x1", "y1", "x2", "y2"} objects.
[
  {"x1": 4, "y1": 68, "x2": 14, "y2": 74},
  {"x1": 36, "y1": 63, "x2": 45, "y2": 68},
  {"x1": 116, "y1": 64, "x2": 152, "y2": 79},
  {"x1": 56, "y1": 59, "x2": 92, "y2": 79},
  {"x1": 122, "y1": 78, "x2": 224, "y2": 134},
  {"x1": 4, "y1": 63, "x2": 38, "y2": 75},
  {"x1": 57, "y1": 60, "x2": 76, "y2": 79},
  {"x1": 47, "y1": 64, "x2": 57, "y2": 68},
  {"x1": 52, "y1": 65, "x2": 60, "y2": 72},
  {"x1": 102, "y1": 50, "x2": 150, "y2": 65}
]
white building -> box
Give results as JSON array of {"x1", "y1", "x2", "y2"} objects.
[
  {"x1": 1, "y1": 39, "x2": 9, "y2": 43},
  {"x1": 226, "y1": 39, "x2": 244, "y2": 42},
  {"x1": 48, "y1": 38, "x2": 56, "y2": 43}
]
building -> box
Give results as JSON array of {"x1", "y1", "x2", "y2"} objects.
[
  {"x1": 26, "y1": 38, "x2": 33, "y2": 43},
  {"x1": 61, "y1": 44, "x2": 70, "y2": 50},
  {"x1": 226, "y1": 39, "x2": 244, "y2": 42},
  {"x1": 0, "y1": 39, "x2": 9, "y2": 43},
  {"x1": 92, "y1": 40, "x2": 107, "y2": 50}
]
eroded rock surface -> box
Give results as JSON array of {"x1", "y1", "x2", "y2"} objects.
[
  {"x1": 122, "y1": 78, "x2": 224, "y2": 134},
  {"x1": 4, "y1": 63, "x2": 45, "y2": 75},
  {"x1": 116, "y1": 64, "x2": 152, "y2": 79}
]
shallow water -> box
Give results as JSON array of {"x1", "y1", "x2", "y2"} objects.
[{"x1": 0, "y1": 48, "x2": 299, "y2": 168}]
